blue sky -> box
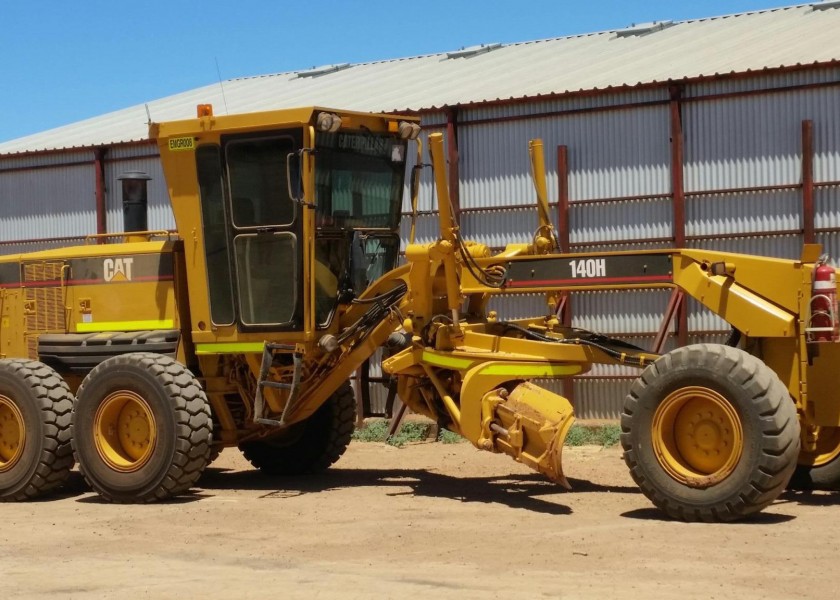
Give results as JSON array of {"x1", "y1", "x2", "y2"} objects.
[{"x1": 0, "y1": 1, "x2": 802, "y2": 143}]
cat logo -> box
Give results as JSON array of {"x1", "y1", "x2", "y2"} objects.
[{"x1": 103, "y1": 257, "x2": 134, "y2": 282}]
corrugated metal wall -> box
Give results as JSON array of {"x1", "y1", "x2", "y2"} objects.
[
  {"x1": 0, "y1": 144, "x2": 171, "y2": 253},
  {"x1": 0, "y1": 150, "x2": 95, "y2": 249},
  {"x1": 459, "y1": 101, "x2": 671, "y2": 207},
  {"x1": 684, "y1": 67, "x2": 840, "y2": 98},
  {"x1": 684, "y1": 87, "x2": 840, "y2": 191},
  {"x1": 463, "y1": 88, "x2": 668, "y2": 125},
  {"x1": 3, "y1": 69, "x2": 840, "y2": 420}
]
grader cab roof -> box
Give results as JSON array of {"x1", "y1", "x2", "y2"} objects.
[{"x1": 149, "y1": 106, "x2": 419, "y2": 141}]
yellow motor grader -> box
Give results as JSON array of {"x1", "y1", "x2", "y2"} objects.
[{"x1": 0, "y1": 105, "x2": 837, "y2": 522}]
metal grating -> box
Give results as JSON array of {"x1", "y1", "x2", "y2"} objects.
[{"x1": 23, "y1": 261, "x2": 67, "y2": 358}]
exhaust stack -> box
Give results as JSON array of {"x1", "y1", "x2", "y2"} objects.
[{"x1": 118, "y1": 171, "x2": 151, "y2": 240}]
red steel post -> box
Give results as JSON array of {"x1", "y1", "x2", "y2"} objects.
[
  {"x1": 670, "y1": 86, "x2": 688, "y2": 347},
  {"x1": 94, "y1": 148, "x2": 107, "y2": 241},
  {"x1": 557, "y1": 145, "x2": 570, "y2": 253},
  {"x1": 802, "y1": 120, "x2": 815, "y2": 244},
  {"x1": 556, "y1": 144, "x2": 575, "y2": 403},
  {"x1": 653, "y1": 289, "x2": 685, "y2": 354},
  {"x1": 445, "y1": 107, "x2": 461, "y2": 224}
]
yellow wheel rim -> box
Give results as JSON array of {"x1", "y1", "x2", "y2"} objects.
[
  {"x1": 94, "y1": 390, "x2": 156, "y2": 473},
  {"x1": 652, "y1": 386, "x2": 743, "y2": 487},
  {"x1": 0, "y1": 395, "x2": 25, "y2": 473},
  {"x1": 799, "y1": 427, "x2": 840, "y2": 467}
]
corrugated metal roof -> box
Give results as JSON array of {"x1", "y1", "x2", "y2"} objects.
[{"x1": 2, "y1": 3, "x2": 840, "y2": 156}]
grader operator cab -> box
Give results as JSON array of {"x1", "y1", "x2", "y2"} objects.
[
  {"x1": 0, "y1": 105, "x2": 838, "y2": 522},
  {"x1": 0, "y1": 106, "x2": 416, "y2": 503}
]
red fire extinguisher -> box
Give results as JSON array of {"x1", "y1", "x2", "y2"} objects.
[{"x1": 807, "y1": 255, "x2": 839, "y2": 343}]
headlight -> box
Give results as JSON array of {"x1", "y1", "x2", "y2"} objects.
[{"x1": 316, "y1": 112, "x2": 343, "y2": 133}]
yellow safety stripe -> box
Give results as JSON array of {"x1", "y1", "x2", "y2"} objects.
[
  {"x1": 479, "y1": 363, "x2": 582, "y2": 377},
  {"x1": 195, "y1": 342, "x2": 265, "y2": 354},
  {"x1": 76, "y1": 319, "x2": 174, "y2": 333},
  {"x1": 421, "y1": 351, "x2": 582, "y2": 378},
  {"x1": 421, "y1": 351, "x2": 476, "y2": 370}
]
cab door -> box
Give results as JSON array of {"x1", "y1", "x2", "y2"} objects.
[
  {"x1": 223, "y1": 133, "x2": 301, "y2": 331},
  {"x1": 195, "y1": 130, "x2": 309, "y2": 333}
]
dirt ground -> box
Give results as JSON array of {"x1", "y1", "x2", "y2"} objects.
[{"x1": 2, "y1": 441, "x2": 838, "y2": 600}]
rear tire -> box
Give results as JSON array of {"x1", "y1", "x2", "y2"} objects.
[
  {"x1": 72, "y1": 353, "x2": 212, "y2": 503},
  {"x1": 790, "y1": 462, "x2": 840, "y2": 490},
  {"x1": 621, "y1": 344, "x2": 799, "y2": 522},
  {"x1": 240, "y1": 381, "x2": 356, "y2": 476},
  {"x1": 0, "y1": 359, "x2": 74, "y2": 501},
  {"x1": 790, "y1": 427, "x2": 840, "y2": 490}
]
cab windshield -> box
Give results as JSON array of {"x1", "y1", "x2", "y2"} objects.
[{"x1": 314, "y1": 131, "x2": 406, "y2": 231}]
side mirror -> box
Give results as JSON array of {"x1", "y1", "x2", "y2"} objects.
[{"x1": 286, "y1": 151, "x2": 303, "y2": 202}]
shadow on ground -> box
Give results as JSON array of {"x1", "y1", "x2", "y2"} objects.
[
  {"x1": 618, "y1": 487, "x2": 840, "y2": 523},
  {"x1": 620, "y1": 507, "x2": 797, "y2": 524},
  {"x1": 36, "y1": 471, "x2": 90, "y2": 502},
  {"x1": 197, "y1": 466, "x2": 639, "y2": 516},
  {"x1": 778, "y1": 488, "x2": 840, "y2": 507},
  {"x1": 49, "y1": 460, "x2": 840, "y2": 521}
]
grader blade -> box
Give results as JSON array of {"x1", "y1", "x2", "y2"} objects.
[{"x1": 477, "y1": 381, "x2": 576, "y2": 488}]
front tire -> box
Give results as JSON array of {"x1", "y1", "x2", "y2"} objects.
[
  {"x1": 72, "y1": 353, "x2": 212, "y2": 503},
  {"x1": 240, "y1": 381, "x2": 356, "y2": 476},
  {"x1": 621, "y1": 344, "x2": 799, "y2": 522},
  {"x1": 0, "y1": 360, "x2": 74, "y2": 501}
]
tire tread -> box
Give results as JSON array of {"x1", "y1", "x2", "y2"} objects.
[
  {"x1": 72, "y1": 353, "x2": 211, "y2": 503},
  {"x1": 0, "y1": 359, "x2": 74, "y2": 502},
  {"x1": 621, "y1": 344, "x2": 799, "y2": 522},
  {"x1": 241, "y1": 382, "x2": 356, "y2": 475}
]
